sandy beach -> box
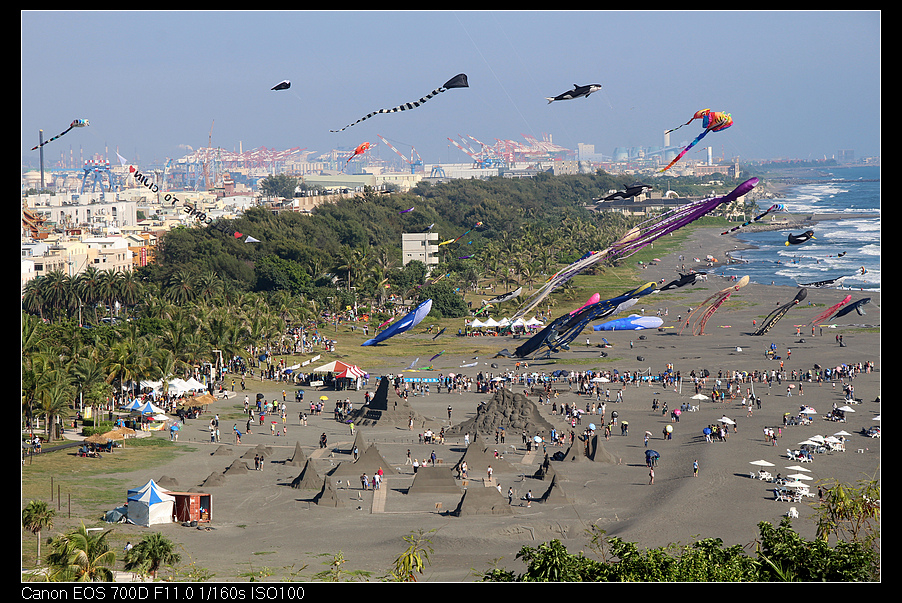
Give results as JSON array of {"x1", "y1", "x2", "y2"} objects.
[{"x1": 86, "y1": 223, "x2": 881, "y2": 583}]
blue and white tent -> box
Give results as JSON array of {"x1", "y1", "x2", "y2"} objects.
[{"x1": 126, "y1": 479, "x2": 175, "y2": 526}]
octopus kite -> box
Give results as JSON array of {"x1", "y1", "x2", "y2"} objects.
[
  {"x1": 661, "y1": 109, "x2": 732, "y2": 173},
  {"x1": 681, "y1": 276, "x2": 750, "y2": 336},
  {"x1": 752, "y1": 288, "x2": 807, "y2": 336}
]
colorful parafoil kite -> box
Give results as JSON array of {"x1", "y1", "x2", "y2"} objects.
[
  {"x1": 511, "y1": 178, "x2": 759, "y2": 320},
  {"x1": 660, "y1": 109, "x2": 732, "y2": 173},
  {"x1": 786, "y1": 230, "x2": 816, "y2": 246},
  {"x1": 721, "y1": 204, "x2": 785, "y2": 235},
  {"x1": 362, "y1": 299, "x2": 433, "y2": 346},
  {"x1": 31, "y1": 119, "x2": 89, "y2": 151},
  {"x1": 346, "y1": 142, "x2": 372, "y2": 164},
  {"x1": 331, "y1": 73, "x2": 469, "y2": 132},
  {"x1": 752, "y1": 288, "x2": 807, "y2": 336},
  {"x1": 680, "y1": 276, "x2": 749, "y2": 336}
]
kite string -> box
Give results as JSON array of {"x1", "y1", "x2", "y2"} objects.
[{"x1": 454, "y1": 12, "x2": 538, "y2": 141}]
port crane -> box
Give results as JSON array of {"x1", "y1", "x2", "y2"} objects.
[{"x1": 376, "y1": 135, "x2": 423, "y2": 173}]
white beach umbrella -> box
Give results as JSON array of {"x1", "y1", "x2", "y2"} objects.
[
  {"x1": 783, "y1": 481, "x2": 809, "y2": 489},
  {"x1": 808, "y1": 435, "x2": 826, "y2": 443},
  {"x1": 833, "y1": 430, "x2": 853, "y2": 437},
  {"x1": 691, "y1": 394, "x2": 708, "y2": 400},
  {"x1": 787, "y1": 473, "x2": 813, "y2": 481},
  {"x1": 750, "y1": 460, "x2": 775, "y2": 467},
  {"x1": 837, "y1": 405, "x2": 856, "y2": 412},
  {"x1": 800, "y1": 407, "x2": 817, "y2": 414},
  {"x1": 785, "y1": 465, "x2": 811, "y2": 472}
]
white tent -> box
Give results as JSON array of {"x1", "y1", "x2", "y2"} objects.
[
  {"x1": 126, "y1": 479, "x2": 175, "y2": 526},
  {"x1": 482, "y1": 317, "x2": 500, "y2": 327},
  {"x1": 469, "y1": 318, "x2": 485, "y2": 328}
]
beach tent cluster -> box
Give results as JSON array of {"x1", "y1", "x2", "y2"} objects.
[{"x1": 467, "y1": 316, "x2": 544, "y2": 330}]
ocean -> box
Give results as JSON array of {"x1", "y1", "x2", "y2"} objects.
[{"x1": 714, "y1": 166, "x2": 880, "y2": 292}]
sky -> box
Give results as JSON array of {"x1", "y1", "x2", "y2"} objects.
[{"x1": 21, "y1": 10, "x2": 881, "y2": 169}]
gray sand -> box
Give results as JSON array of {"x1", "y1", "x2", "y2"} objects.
[{"x1": 96, "y1": 225, "x2": 880, "y2": 582}]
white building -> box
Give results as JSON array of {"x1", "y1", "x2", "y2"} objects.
[{"x1": 402, "y1": 232, "x2": 439, "y2": 267}]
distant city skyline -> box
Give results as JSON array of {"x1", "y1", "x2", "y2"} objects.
[{"x1": 22, "y1": 11, "x2": 881, "y2": 168}]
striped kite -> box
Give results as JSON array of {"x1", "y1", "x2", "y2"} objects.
[
  {"x1": 31, "y1": 119, "x2": 89, "y2": 151},
  {"x1": 331, "y1": 73, "x2": 469, "y2": 132}
]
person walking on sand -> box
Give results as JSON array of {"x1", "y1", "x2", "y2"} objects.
[
  {"x1": 693, "y1": 460, "x2": 699, "y2": 477},
  {"x1": 649, "y1": 467, "x2": 655, "y2": 485}
]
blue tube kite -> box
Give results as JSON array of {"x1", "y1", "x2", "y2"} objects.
[
  {"x1": 593, "y1": 315, "x2": 664, "y2": 331},
  {"x1": 362, "y1": 299, "x2": 433, "y2": 346}
]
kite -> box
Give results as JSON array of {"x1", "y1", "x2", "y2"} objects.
[
  {"x1": 439, "y1": 221, "x2": 483, "y2": 246},
  {"x1": 362, "y1": 299, "x2": 433, "y2": 346},
  {"x1": 330, "y1": 73, "x2": 469, "y2": 132},
  {"x1": 31, "y1": 119, "x2": 89, "y2": 151},
  {"x1": 504, "y1": 282, "x2": 657, "y2": 359},
  {"x1": 721, "y1": 204, "x2": 785, "y2": 235},
  {"x1": 346, "y1": 142, "x2": 372, "y2": 164},
  {"x1": 786, "y1": 230, "x2": 816, "y2": 246},
  {"x1": 680, "y1": 276, "x2": 749, "y2": 336},
  {"x1": 429, "y1": 351, "x2": 445, "y2": 362},
  {"x1": 752, "y1": 288, "x2": 807, "y2": 336},
  {"x1": 458, "y1": 255, "x2": 473, "y2": 260},
  {"x1": 271, "y1": 80, "x2": 291, "y2": 90},
  {"x1": 546, "y1": 83, "x2": 602, "y2": 103},
  {"x1": 809, "y1": 294, "x2": 852, "y2": 326},
  {"x1": 659, "y1": 272, "x2": 703, "y2": 291},
  {"x1": 597, "y1": 183, "x2": 652, "y2": 202},
  {"x1": 399, "y1": 207, "x2": 415, "y2": 214},
  {"x1": 799, "y1": 275, "x2": 851, "y2": 289},
  {"x1": 483, "y1": 287, "x2": 522, "y2": 306},
  {"x1": 832, "y1": 297, "x2": 870, "y2": 318},
  {"x1": 511, "y1": 178, "x2": 759, "y2": 321},
  {"x1": 660, "y1": 109, "x2": 732, "y2": 173},
  {"x1": 432, "y1": 327, "x2": 447, "y2": 340},
  {"x1": 593, "y1": 315, "x2": 664, "y2": 331},
  {"x1": 570, "y1": 293, "x2": 601, "y2": 316}
]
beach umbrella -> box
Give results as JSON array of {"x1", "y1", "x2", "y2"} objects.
[
  {"x1": 837, "y1": 405, "x2": 855, "y2": 413},
  {"x1": 319, "y1": 396, "x2": 329, "y2": 401},
  {"x1": 783, "y1": 481, "x2": 809, "y2": 489},
  {"x1": 703, "y1": 427, "x2": 712, "y2": 435},
  {"x1": 785, "y1": 465, "x2": 811, "y2": 472},
  {"x1": 787, "y1": 473, "x2": 813, "y2": 481},
  {"x1": 750, "y1": 460, "x2": 775, "y2": 467},
  {"x1": 691, "y1": 394, "x2": 708, "y2": 400},
  {"x1": 800, "y1": 407, "x2": 817, "y2": 414}
]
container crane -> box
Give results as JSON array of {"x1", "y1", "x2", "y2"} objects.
[{"x1": 376, "y1": 135, "x2": 423, "y2": 173}]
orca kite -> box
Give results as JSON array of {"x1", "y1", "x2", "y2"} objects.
[
  {"x1": 597, "y1": 183, "x2": 652, "y2": 202},
  {"x1": 546, "y1": 83, "x2": 602, "y2": 103}
]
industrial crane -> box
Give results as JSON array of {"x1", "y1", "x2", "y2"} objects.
[{"x1": 376, "y1": 135, "x2": 423, "y2": 173}]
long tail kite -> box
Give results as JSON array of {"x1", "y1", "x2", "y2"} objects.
[
  {"x1": 331, "y1": 74, "x2": 468, "y2": 132},
  {"x1": 722, "y1": 204, "x2": 785, "y2": 235},
  {"x1": 511, "y1": 178, "x2": 759, "y2": 321},
  {"x1": 31, "y1": 119, "x2": 89, "y2": 150},
  {"x1": 661, "y1": 109, "x2": 732, "y2": 173}
]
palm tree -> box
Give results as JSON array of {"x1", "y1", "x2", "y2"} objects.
[
  {"x1": 41, "y1": 270, "x2": 76, "y2": 323},
  {"x1": 23, "y1": 278, "x2": 47, "y2": 321},
  {"x1": 46, "y1": 523, "x2": 116, "y2": 582},
  {"x1": 123, "y1": 532, "x2": 182, "y2": 580},
  {"x1": 75, "y1": 266, "x2": 104, "y2": 324},
  {"x1": 22, "y1": 500, "x2": 55, "y2": 566},
  {"x1": 34, "y1": 369, "x2": 74, "y2": 441}
]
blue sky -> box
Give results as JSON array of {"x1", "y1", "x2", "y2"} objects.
[{"x1": 21, "y1": 11, "x2": 881, "y2": 167}]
